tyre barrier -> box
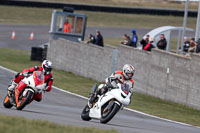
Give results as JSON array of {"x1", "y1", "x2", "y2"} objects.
[
  {"x1": 31, "y1": 47, "x2": 43, "y2": 61},
  {"x1": 0, "y1": 0, "x2": 197, "y2": 17}
]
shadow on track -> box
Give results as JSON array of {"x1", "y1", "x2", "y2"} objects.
[
  {"x1": 21, "y1": 109, "x2": 67, "y2": 117},
  {"x1": 89, "y1": 120, "x2": 166, "y2": 133},
  {"x1": 0, "y1": 106, "x2": 66, "y2": 118}
]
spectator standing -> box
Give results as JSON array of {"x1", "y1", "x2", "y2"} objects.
[
  {"x1": 87, "y1": 34, "x2": 96, "y2": 44},
  {"x1": 188, "y1": 38, "x2": 197, "y2": 53},
  {"x1": 95, "y1": 30, "x2": 104, "y2": 47},
  {"x1": 131, "y1": 29, "x2": 138, "y2": 48},
  {"x1": 143, "y1": 37, "x2": 155, "y2": 51},
  {"x1": 183, "y1": 37, "x2": 190, "y2": 53},
  {"x1": 140, "y1": 35, "x2": 150, "y2": 50},
  {"x1": 185, "y1": 38, "x2": 197, "y2": 57},
  {"x1": 157, "y1": 34, "x2": 167, "y2": 50},
  {"x1": 196, "y1": 38, "x2": 200, "y2": 53},
  {"x1": 120, "y1": 34, "x2": 133, "y2": 46},
  {"x1": 63, "y1": 20, "x2": 71, "y2": 33}
]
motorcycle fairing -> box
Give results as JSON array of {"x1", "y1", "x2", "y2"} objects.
[{"x1": 89, "y1": 88, "x2": 131, "y2": 119}]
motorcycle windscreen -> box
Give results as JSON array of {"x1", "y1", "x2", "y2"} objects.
[
  {"x1": 33, "y1": 71, "x2": 45, "y2": 86},
  {"x1": 121, "y1": 84, "x2": 130, "y2": 95}
]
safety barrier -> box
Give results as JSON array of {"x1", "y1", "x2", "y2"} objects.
[
  {"x1": 0, "y1": 0, "x2": 197, "y2": 17},
  {"x1": 47, "y1": 38, "x2": 200, "y2": 110}
]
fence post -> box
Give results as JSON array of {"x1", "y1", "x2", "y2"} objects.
[{"x1": 112, "y1": 49, "x2": 118, "y2": 73}]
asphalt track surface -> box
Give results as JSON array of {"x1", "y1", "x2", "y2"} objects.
[
  {"x1": 0, "y1": 67, "x2": 200, "y2": 133},
  {"x1": 0, "y1": 24, "x2": 195, "y2": 50},
  {"x1": 0, "y1": 24, "x2": 149, "y2": 50},
  {"x1": 0, "y1": 25, "x2": 199, "y2": 133}
]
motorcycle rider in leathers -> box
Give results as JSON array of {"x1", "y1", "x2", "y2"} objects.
[
  {"x1": 89, "y1": 64, "x2": 135, "y2": 107},
  {"x1": 7, "y1": 60, "x2": 53, "y2": 102}
]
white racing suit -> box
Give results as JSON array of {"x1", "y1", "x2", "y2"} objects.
[{"x1": 89, "y1": 71, "x2": 134, "y2": 106}]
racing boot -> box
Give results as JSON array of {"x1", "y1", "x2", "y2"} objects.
[
  {"x1": 7, "y1": 81, "x2": 17, "y2": 97},
  {"x1": 88, "y1": 94, "x2": 96, "y2": 108},
  {"x1": 88, "y1": 86, "x2": 107, "y2": 108}
]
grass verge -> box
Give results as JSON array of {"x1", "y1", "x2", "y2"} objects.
[
  {"x1": 0, "y1": 48, "x2": 200, "y2": 127},
  {"x1": 0, "y1": 5, "x2": 197, "y2": 29},
  {"x1": 0, "y1": 114, "x2": 117, "y2": 133}
]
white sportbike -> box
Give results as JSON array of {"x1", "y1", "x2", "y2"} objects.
[{"x1": 81, "y1": 81, "x2": 132, "y2": 124}]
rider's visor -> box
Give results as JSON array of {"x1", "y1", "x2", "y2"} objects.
[{"x1": 127, "y1": 72, "x2": 133, "y2": 78}]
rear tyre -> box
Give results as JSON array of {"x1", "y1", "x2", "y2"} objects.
[
  {"x1": 3, "y1": 95, "x2": 13, "y2": 108},
  {"x1": 81, "y1": 104, "x2": 91, "y2": 121},
  {"x1": 100, "y1": 103, "x2": 120, "y2": 124},
  {"x1": 16, "y1": 90, "x2": 34, "y2": 110}
]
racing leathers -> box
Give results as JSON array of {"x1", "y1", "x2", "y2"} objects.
[
  {"x1": 89, "y1": 71, "x2": 134, "y2": 106},
  {"x1": 10, "y1": 66, "x2": 53, "y2": 102}
]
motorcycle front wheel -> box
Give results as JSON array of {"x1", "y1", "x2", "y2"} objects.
[
  {"x1": 16, "y1": 90, "x2": 34, "y2": 110},
  {"x1": 81, "y1": 104, "x2": 91, "y2": 121},
  {"x1": 3, "y1": 95, "x2": 13, "y2": 108},
  {"x1": 100, "y1": 103, "x2": 120, "y2": 124}
]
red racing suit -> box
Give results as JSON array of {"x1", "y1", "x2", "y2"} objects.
[{"x1": 14, "y1": 66, "x2": 53, "y2": 102}]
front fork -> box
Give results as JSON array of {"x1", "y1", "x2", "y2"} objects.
[{"x1": 8, "y1": 88, "x2": 16, "y2": 106}]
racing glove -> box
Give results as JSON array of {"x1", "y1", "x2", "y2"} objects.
[
  {"x1": 44, "y1": 86, "x2": 50, "y2": 92},
  {"x1": 22, "y1": 71, "x2": 29, "y2": 77}
]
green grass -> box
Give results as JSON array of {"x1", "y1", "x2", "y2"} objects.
[
  {"x1": 53, "y1": 69, "x2": 98, "y2": 96},
  {"x1": 129, "y1": 93, "x2": 200, "y2": 126},
  {"x1": 0, "y1": 114, "x2": 117, "y2": 133},
  {"x1": 0, "y1": 5, "x2": 197, "y2": 29},
  {"x1": 103, "y1": 37, "x2": 122, "y2": 47},
  {"x1": 0, "y1": 48, "x2": 200, "y2": 127},
  {"x1": 78, "y1": 11, "x2": 196, "y2": 29},
  {"x1": 21, "y1": 0, "x2": 199, "y2": 10},
  {"x1": 0, "y1": 6, "x2": 52, "y2": 25}
]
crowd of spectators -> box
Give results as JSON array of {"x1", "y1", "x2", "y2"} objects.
[
  {"x1": 86, "y1": 28, "x2": 200, "y2": 57},
  {"x1": 119, "y1": 29, "x2": 167, "y2": 52},
  {"x1": 139, "y1": 33, "x2": 167, "y2": 51},
  {"x1": 87, "y1": 30, "x2": 104, "y2": 47},
  {"x1": 184, "y1": 37, "x2": 200, "y2": 57},
  {"x1": 120, "y1": 29, "x2": 137, "y2": 48},
  {"x1": 86, "y1": 28, "x2": 167, "y2": 51}
]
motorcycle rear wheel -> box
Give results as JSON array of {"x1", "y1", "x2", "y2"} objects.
[
  {"x1": 3, "y1": 95, "x2": 13, "y2": 108},
  {"x1": 16, "y1": 90, "x2": 34, "y2": 110},
  {"x1": 81, "y1": 104, "x2": 91, "y2": 121},
  {"x1": 100, "y1": 103, "x2": 120, "y2": 124}
]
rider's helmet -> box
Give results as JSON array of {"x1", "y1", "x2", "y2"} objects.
[
  {"x1": 122, "y1": 64, "x2": 135, "y2": 80},
  {"x1": 42, "y1": 60, "x2": 52, "y2": 75}
]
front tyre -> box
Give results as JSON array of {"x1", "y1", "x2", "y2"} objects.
[
  {"x1": 3, "y1": 95, "x2": 13, "y2": 108},
  {"x1": 16, "y1": 90, "x2": 34, "y2": 110},
  {"x1": 81, "y1": 104, "x2": 91, "y2": 121},
  {"x1": 100, "y1": 103, "x2": 120, "y2": 124}
]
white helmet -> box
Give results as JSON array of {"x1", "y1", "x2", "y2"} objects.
[
  {"x1": 123, "y1": 64, "x2": 135, "y2": 79},
  {"x1": 42, "y1": 60, "x2": 52, "y2": 75}
]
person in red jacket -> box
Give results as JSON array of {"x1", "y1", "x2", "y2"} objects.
[
  {"x1": 8, "y1": 60, "x2": 53, "y2": 102},
  {"x1": 63, "y1": 20, "x2": 71, "y2": 33}
]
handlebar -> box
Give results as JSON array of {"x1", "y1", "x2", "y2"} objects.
[{"x1": 22, "y1": 72, "x2": 30, "y2": 78}]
